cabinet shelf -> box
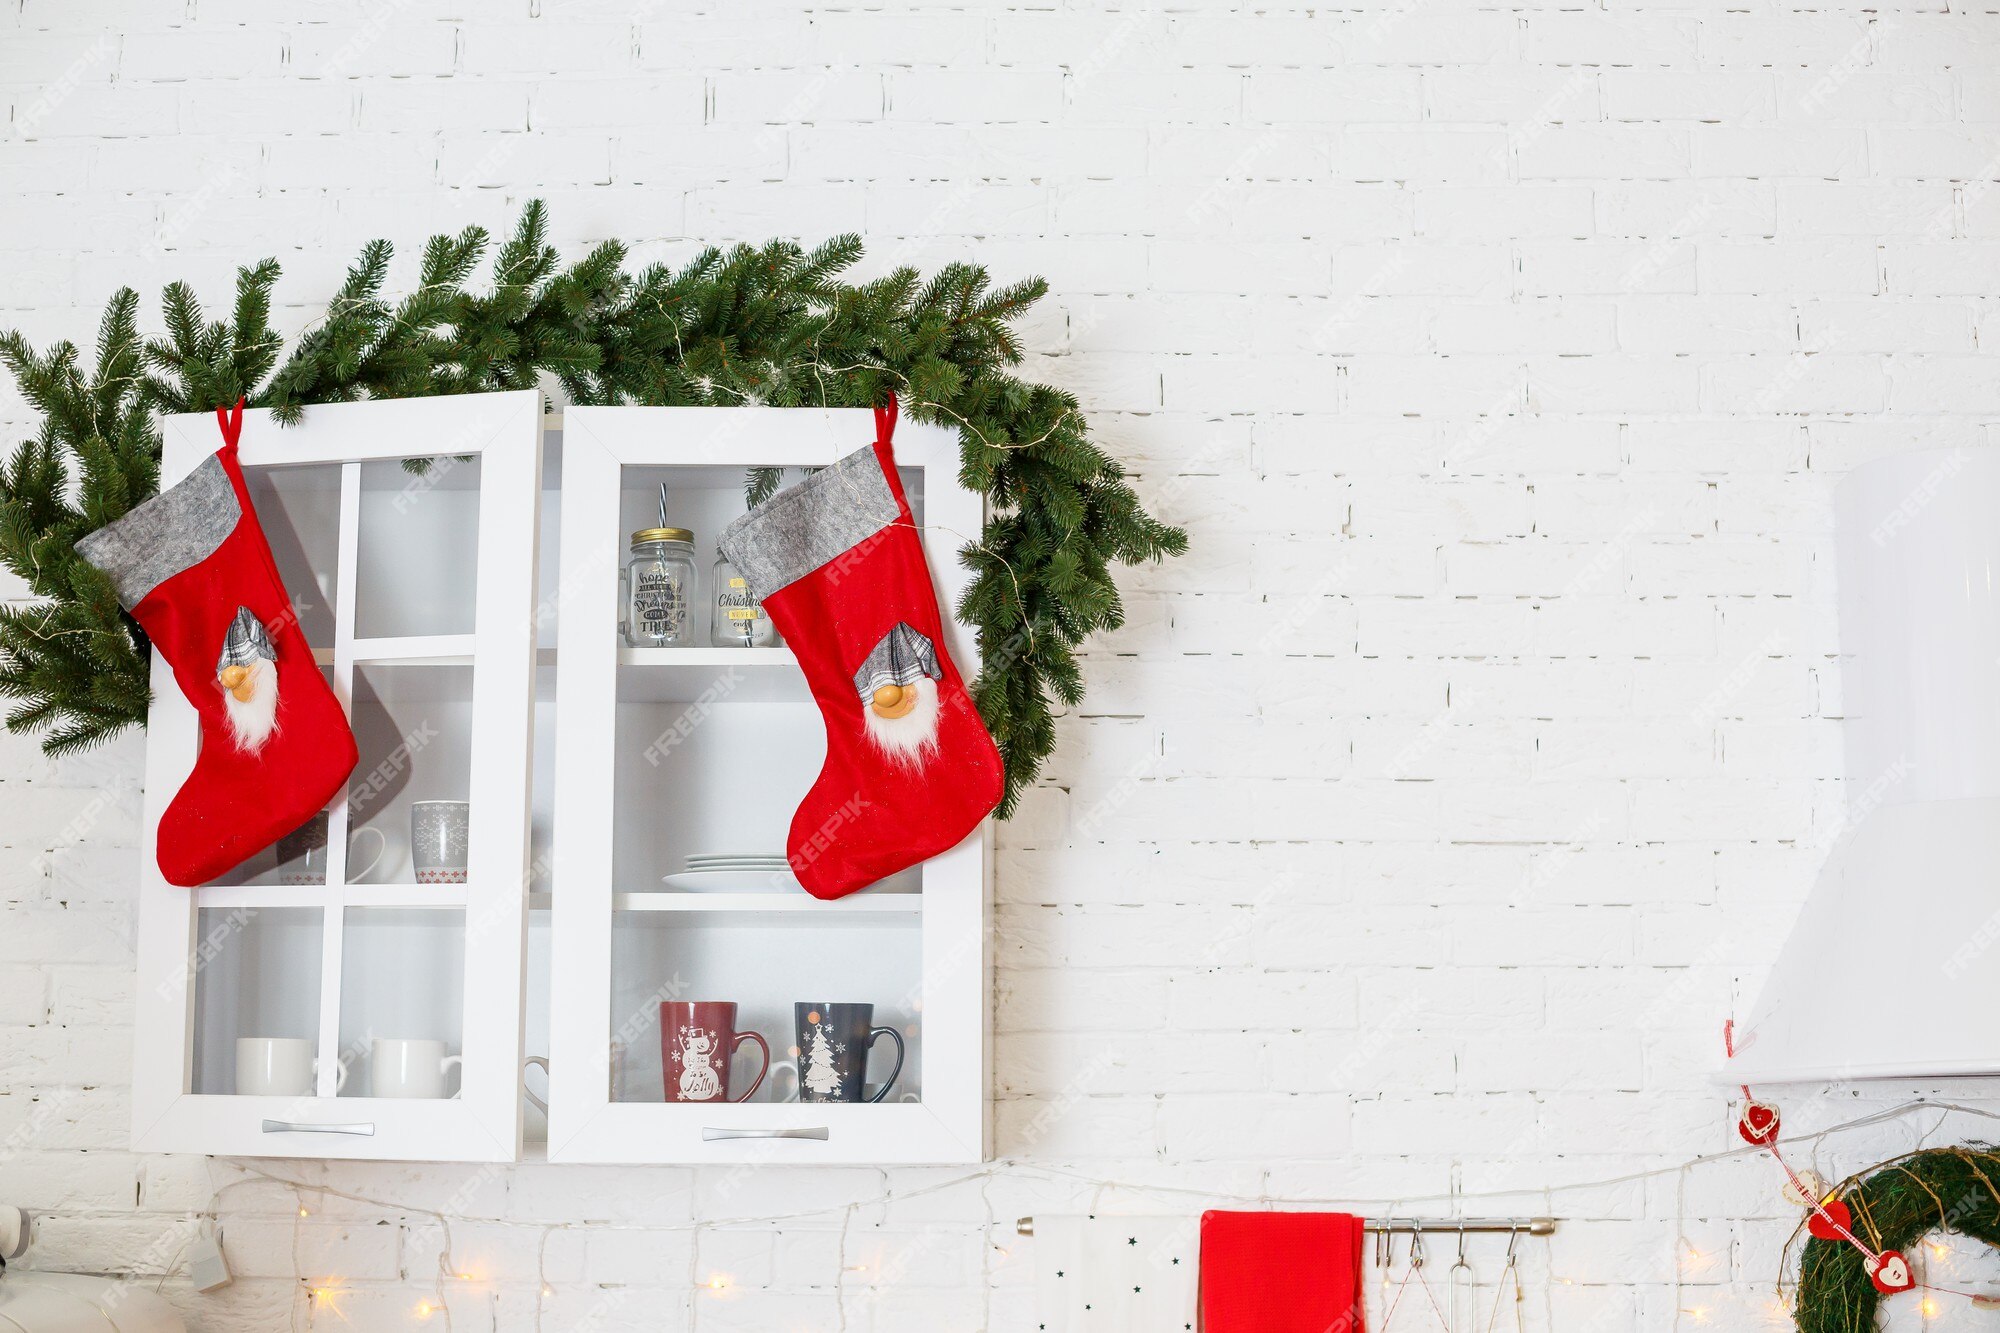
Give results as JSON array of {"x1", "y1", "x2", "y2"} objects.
[
  {"x1": 309, "y1": 635, "x2": 481, "y2": 667},
  {"x1": 616, "y1": 647, "x2": 806, "y2": 703},
  {"x1": 197, "y1": 883, "x2": 474, "y2": 910},
  {"x1": 529, "y1": 891, "x2": 920, "y2": 922},
  {"x1": 353, "y1": 634, "x2": 478, "y2": 665}
]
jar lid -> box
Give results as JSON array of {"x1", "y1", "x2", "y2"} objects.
[{"x1": 631, "y1": 527, "x2": 694, "y2": 545}]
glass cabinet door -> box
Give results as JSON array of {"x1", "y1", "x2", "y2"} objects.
[
  {"x1": 547, "y1": 407, "x2": 989, "y2": 1165},
  {"x1": 132, "y1": 391, "x2": 544, "y2": 1161}
]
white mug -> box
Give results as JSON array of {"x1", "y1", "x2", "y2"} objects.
[
  {"x1": 411, "y1": 801, "x2": 470, "y2": 884},
  {"x1": 236, "y1": 1037, "x2": 346, "y2": 1097},
  {"x1": 275, "y1": 813, "x2": 387, "y2": 886},
  {"x1": 372, "y1": 1038, "x2": 462, "y2": 1099}
]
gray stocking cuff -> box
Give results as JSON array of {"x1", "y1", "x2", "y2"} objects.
[
  {"x1": 718, "y1": 445, "x2": 897, "y2": 601},
  {"x1": 74, "y1": 453, "x2": 240, "y2": 610}
]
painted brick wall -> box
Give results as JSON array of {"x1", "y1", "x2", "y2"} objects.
[{"x1": 3, "y1": 1, "x2": 1999, "y2": 1328}]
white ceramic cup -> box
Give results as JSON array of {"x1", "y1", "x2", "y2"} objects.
[
  {"x1": 236, "y1": 1037, "x2": 346, "y2": 1097},
  {"x1": 371, "y1": 1038, "x2": 462, "y2": 1099},
  {"x1": 410, "y1": 801, "x2": 470, "y2": 884},
  {"x1": 276, "y1": 812, "x2": 387, "y2": 886}
]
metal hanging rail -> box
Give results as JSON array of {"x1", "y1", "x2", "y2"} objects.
[{"x1": 1015, "y1": 1215, "x2": 1556, "y2": 1237}]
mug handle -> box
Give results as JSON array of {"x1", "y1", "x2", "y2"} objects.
[
  {"x1": 766, "y1": 1060, "x2": 799, "y2": 1103},
  {"x1": 522, "y1": 1056, "x2": 550, "y2": 1115},
  {"x1": 315, "y1": 1058, "x2": 349, "y2": 1094},
  {"x1": 346, "y1": 825, "x2": 387, "y2": 883},
  {"x1": 864, "y1": 1027, "x2": 906, "y2": 1103},
  {"x1": 730, "y1": 1032, "x2": 771, "y2": 1103},
  {"x1": 440, "y1": 1054, "x2": 464, "y2": 1100}
]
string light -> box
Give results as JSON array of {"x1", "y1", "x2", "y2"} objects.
[{"x1": 204, "y1": 1099, "x2": 2000, "y2": 1333}]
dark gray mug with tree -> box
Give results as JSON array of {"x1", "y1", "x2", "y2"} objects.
[{"x1": 793, "y1": 1002, "x2": 905, "y2": 1103}]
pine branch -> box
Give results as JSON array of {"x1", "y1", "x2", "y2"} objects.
[{"x1": 0, "y1": 200, "x2": 1186, "y2": 815}]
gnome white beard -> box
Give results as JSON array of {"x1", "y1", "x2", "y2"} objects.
[
  {"x1": 222, "y1": 659, "x2": 280, "y2": 753},
  {"x1": 862, "y1": 675, "x2": 939, "y2": 764}
]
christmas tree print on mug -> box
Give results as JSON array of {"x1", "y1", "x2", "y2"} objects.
[
  {"x1": 792, "y1": 1003, "x2": 905, "y2": 1103},
  {"x1": 659, "y1": 1001, "x2": 769, "y2": 1103}
]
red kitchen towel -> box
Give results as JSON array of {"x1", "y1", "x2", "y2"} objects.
[{"x1": 1200, "y1": 1210, "x2": 1366, "y2": 1333}]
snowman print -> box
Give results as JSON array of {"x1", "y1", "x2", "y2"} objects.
[{"x1": 677, "y1": 1026, "x2": 722, "y2": 1101}]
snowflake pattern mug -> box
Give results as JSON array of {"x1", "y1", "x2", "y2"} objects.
[
  {"x1": 410, "y1": 800, "x2": 470, "y2": 884},
  {"x1": 660, "y1": 1001, "x2": 770, "y2": 1104},
  {"x1": 792, "y1": 1002, "x2": 905, "y2": 1104}
]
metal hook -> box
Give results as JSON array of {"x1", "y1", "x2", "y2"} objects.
[
  {"x1": 1411, "y1": 1221, "x2": 1425, "y2": 1268},
  {"x1": 1505, "y1": 1225, "x2": 1520, "y2": 1268},
  {"x1": 1457, "y1": 1221, "x2": 1468, "y2": 1265}
]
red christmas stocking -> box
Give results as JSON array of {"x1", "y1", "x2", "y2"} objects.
[
  {"x1": 718, "y1": 396, "x2": 1003, "y2": 899},
  {"x1": 76, "y1": 402, "x2": 359, "y2": 887}
]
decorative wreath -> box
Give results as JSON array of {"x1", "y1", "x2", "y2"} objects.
[
  {"x1": 0, "y1": 201, "x2": 1185, "y2": 815},
  {"x1": 1791, "y1": 1145, "x2": 2000, "y2": 1332}
]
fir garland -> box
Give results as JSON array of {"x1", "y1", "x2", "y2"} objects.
[
  {"x1": 1792, "y1": 1145, "x2": 2000, "y2": 1332},
  {"x1": 0, "y1": 201, "x2": 1184, "y2": 816}
]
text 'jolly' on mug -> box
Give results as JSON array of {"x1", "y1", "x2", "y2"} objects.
[{"x1": 661, "y1": 1002, "x2": 769, "y2": 1103}]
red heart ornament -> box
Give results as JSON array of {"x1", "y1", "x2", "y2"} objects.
[
  {"x1": 1867, "y1": 1249, "x2": 1914, "y2": 1295},
  {"x1": 1738, "y1": 1100, "x2": 1781, "y2": 1145},
  {"x1": 1807, "y1": 1199, "x2": 1852, "y2": 1241}
]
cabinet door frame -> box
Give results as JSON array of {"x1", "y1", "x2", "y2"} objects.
[
  {"x1": 546, "y1": 406, "x2": 991, "y2": 1164},
  {"x1": 130, "y1": 390, "x2": 543, "y2": 1162}
]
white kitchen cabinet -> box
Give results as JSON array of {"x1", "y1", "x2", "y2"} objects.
[
  {"x1": 544, "y1": 407, "x2": 990, "y2": 1165},
  {"x1": 131, "y1": 392, "x2": 544, "y2": 1161},
  {"x1": 129, "y1": 396, "x2": 991, "y2": 1165}
]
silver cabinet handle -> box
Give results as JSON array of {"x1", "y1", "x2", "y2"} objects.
[
  {"x1": 261, "y1": 1120, "x2": 376, "y2": 1136},
  {"x1": 701, "y1": 1127, "x2": 828, "y2": 1142}
]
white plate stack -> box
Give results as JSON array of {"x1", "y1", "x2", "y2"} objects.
[{"x1": 662, "y1": 853, "x2": 800, "y2": 893}]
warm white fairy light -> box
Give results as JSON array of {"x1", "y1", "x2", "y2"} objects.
[{"x1": 197, "y1": 1098, "x2": 2000, "y2": 1333}]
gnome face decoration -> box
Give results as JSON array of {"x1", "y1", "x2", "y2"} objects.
[
  {"x1": 216, "y1": 606, "x2": 280, "y2": 751},
  {"x1": 854, "y1": 622, "x2": 942, "y2": 762}
]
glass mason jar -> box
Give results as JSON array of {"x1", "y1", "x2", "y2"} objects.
[
  {"x1": 624, "y1": 527, "x2": 697, "y2": 647},
  {"x1": 710, "y1": 552, "x2": 778, "y2": 648}
]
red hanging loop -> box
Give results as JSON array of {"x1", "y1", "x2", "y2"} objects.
[
  {"x1": 215, "y1": 397, "x2": 246, "y2": 448},
  {"x1": 874, "y1": 391, "x2": 898, "y2": 448}
]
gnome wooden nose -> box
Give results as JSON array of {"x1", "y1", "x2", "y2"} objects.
[
  {"x1": 871, "y1": 683, "x2": 916, "y2": 719},
  {"x1": 218, "y1": 663, "x2": 256, "y2": 701}
]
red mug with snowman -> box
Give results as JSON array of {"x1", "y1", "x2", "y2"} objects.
[{"x1": 660, "y1": 1001, "x2": 770, "y2": 1104}]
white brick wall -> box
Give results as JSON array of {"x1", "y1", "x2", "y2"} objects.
[{"x1": 3, "y1": 1, "x2": 1999, "y2": 1328}]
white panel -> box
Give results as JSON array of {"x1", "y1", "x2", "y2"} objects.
[
  {"x1": 1836, "y1": 446, "x2": 2000, "y2": 808},
  {"x1": 1729, "y1": 445, "x2": 2000, "y2": 1083}
]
